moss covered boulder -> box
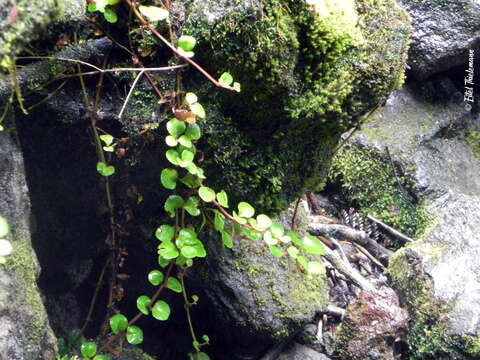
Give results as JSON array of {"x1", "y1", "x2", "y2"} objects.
[
  {"x1": 328, "y1": 78, "x2": 480, "y2": 358},
  {"x1": 172, "y1": 0, "x2": 411, "y2": 213}
]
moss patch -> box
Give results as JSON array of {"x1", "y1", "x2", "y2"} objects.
[
  {"x1": 465, "y1": 129, "x2": 480, "y2": 158},
  {"x1": 328, "y1": 145, "x2": 431, "y2": 240}
]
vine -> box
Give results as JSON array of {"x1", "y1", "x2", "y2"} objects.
[{"x1": 14, "y1": 1, "x2": 329, "y2": 359}]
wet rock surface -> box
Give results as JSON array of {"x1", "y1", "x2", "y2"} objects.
[{"x1": 277, "y1": 342, "x2": 331, "y2": 360}]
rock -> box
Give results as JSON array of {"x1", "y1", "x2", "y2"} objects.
[
  {"x1": 198, "y1": 202, "x2": 329, "y2": 359},
  {"x1": 0, "y1": 0, "x2": 85, "y2": 70},
  {"x1": 329, "y1": 80, "x2": 480, "y2": 357},
  {"x1": 333, "y1": 287, "x2": 409, "y2": 360},
  {"x1": 277, "y1": 342, "x2": 331, "y2": 360},
  {"x1": 0, "y1": 113, "x2": 57, "y2": 359},
  {"x1": 398, "y1": 0, "x2": 480, "y2": 80}
]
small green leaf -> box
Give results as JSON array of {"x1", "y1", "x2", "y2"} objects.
[
  {"x1": 104, "y1": 8, "x2": 118, "y2": 23},
  {"x1": 190, "y1": 103, "x2": 205, "y2": 119},
  {"x1": 94, "y1": 355, "x2": 109, "y2": 360},
  {"x1": 109, "y1": 314, "x2": 128, "y2": 334},
  {"x1": 152, "y1": 300, "x2": 171, "y2": 321},
  {"x1": 138, "y1": 5, "x2": 169, "y2": 21},
  {"x1": 263, "y1": 230, "x2": 278, "y2": 245},
  {"x1": 192, "y1": 295, "x2": 199, "y2": 303},
  {"x1": 137, "y1": 295, "x2": 151, "y2": 315},
  {"x1": 297, "y1": 256, "x2": 308, "y2": 271},
  {"x1": 270, "y1": 222, "x2": 284, "y2": 239},
  {"x1": 181, "y1": 245, "x2": 198, "y2": 258},
  {"x1": 256, "y1": 214, "x2": 272, "y2": 231},
  {"x1": 0, "y1": 240, "x2": 12, "y2": 256},
  {"x1": 197, "y1": 352, "x2": 211, "y2": 360},
  {"x1": 161, "y1": 168, "x2": 178, "y2": 190},
  {"x1": 307, "y1": 261, "x2": 326, "y2": 275},
  {"x1": 198, "y1": 186, "x2": 216, "y2": 202},
  {"x1": 232, "y1": 211, "x2": 247, "y2": 225},
  {"x1": 178, "y1": 35, "x2": 197, "y2": 51},
  {"x1": 181, "y1": 149, "x2": 194, "y2": 163},
  {"x1": 100, "y1": 134, "x2": 114, "y2": 146},
  {"x1": 269, "y1": 245, "x2": 283, "y2": 258},
  {"x1": 88, "y1": 3, "x2": 96, "y2": 12},
  {"x1": 221, "y1": 231, "x2": 233, "y2": 248},
  {"x1": 185, "y1": 124, "x2": 201, "y2": 140},
  {"x1": 184, "y1": 196, "x2": 200, "y2": 216},
  {"x1": 238, "y1": 202, "x2": 254, "y2": 218},
  {"x1": 165, "y1": 135, "x2": 178, "y2": 147},
  {"x1": 95, "y1": 0, "x2": 108, "y2": 12},
  {"x1": 0, "y1": 216, "x2": 9, "y2": 237},
  {"x1": 158, "y1": 241, "x2": 179, "y2": 259},
  {"x1": 218, "y1": 72, "x2": 233, "y2": 87},
  {"x1": 214, "y1": 211, "x2": 225, "y2": 231},
  {"x1": 178, "y1": 48, "x2": 195, "y2": 58},
  {"x1": 287, "y1": 230, "x2": 301, "y2": 246},
  {"x1": 126, "y1": 326, "x2": 143, "y2": 345},
  {"x1": 166, "y1": 149, "x2": 180, "y2": 165},
  {"x1": 180, "y1": 173, "x2": 198, "y2": 189},
  {"x1": 158, "y1": 256, "x2": 170, "y2": 268},
  {"x1": 148, "y1": 270, "x2": 164, "y2": 286},
  {"x1": 287, "y1": 246, "x2": 299, "y2": 259},
  {"x1": 202, "y1": 334, "x2": 210, "y2": 343},
  {"x1": 216, "y1": 190, "x2": 228, "y2": 208},
  {"x1": 299, "y1": 235, "x2": 326, "y2": 255},
  {"x1": 81, "y1": 342, "x2": 97, "y2": 358},
  {"x1": 185, "y1": 92, "x2": 198, "y2": 105},
  {"x1": 155, "y1": 225, "x2": 175, "y2": 242},
  {"x1": 178, "y1": 135, "x2": 192, "y2": 148},
  {"x1": 167, "y1": 118, "x2": 186, "y2": 138},
  {"x1": 96, "y1": 162, "x2": 115, "y2": 176},
  {"x1": 241, "y1": 228, "x2": 262, "y2": 241},
  {"x1": 103, "y1": 145, "x2": 114, "y2": 152},
  {"x1": 167, "y1": 277, "x2": 182, "y2": 293},
  {"x1": 233, "y1": 82, "x2": 241, "y2": 92},
  {"x1": 164, "y1": 195, "x2": 184, "y2": 217},
  {"x1": 176, "y1": 228, "x2": 198, "y2": 248}
]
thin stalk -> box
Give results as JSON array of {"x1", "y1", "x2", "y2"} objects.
[{"x1": 180, "y1": 275, "x2": 199, "y2": 346}]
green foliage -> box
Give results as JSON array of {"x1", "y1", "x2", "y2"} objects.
[
  {"x1": 0, "y1": 215, "x2": 12, "y2": 264},
  {"x1": 152, "y1": 300, "x2": 171, "y2": 321},
  {"x1": 81, "y1": 342, "x2": 97, "y2": 358},
  {"x1": 126, "y1": 326, "x2": 143, "y2": 345},
  {"x1": 138, "y1": 5, "x2": 169, "y2": 22},
  {"x1": 465, "y1": 129, "x2": 480, "y2": 158},
  {"x1": 96, "y1": 162, "x2": 115, "y2": 177},
  {"x1": 87, "y1": 0, "x2": 120, "y2": 23},
  {"x1": 148, "y1": 270, "x2": 164, "y2": 286},
  {"x1": 109, "y1": 314, "x2": 128, "y2": 334},
  {"x1": 137, "y1": 296, "x2": 151, "y2": 315}
]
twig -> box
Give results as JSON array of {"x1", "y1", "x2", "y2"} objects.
[
  {"x1": 367, "y1": 215, "x2": 414, "y2": 243},
  {"x1": 291, "y1": 197, "x2": 302, "y2": 231},
  {"x1": 118, "y1": 69, "x2": 145, "y2": 120},
  {"x1": 26, "y1": 80, "x2": 69, "y2": 112},
  {"x1": 125, "y1": 0, "x2": 237, "y2": 91}
]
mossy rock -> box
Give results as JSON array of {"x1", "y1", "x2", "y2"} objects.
[{"x1": 173, "y1": 0, "x2": 411, "y2": 213}]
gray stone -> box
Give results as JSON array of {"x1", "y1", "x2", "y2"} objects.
[
  {"x1": 277, "y1": 342, "x2": 331, "y2": 360},
  {"x1": 398, "y1": 0, "x2": 480, "y2": 79},
  {"x1": 0, "y1": 113, "x2": 57, "y2": 359}
]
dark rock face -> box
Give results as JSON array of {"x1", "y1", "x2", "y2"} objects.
[
  {"x1": 0, "y1": 116, "x2": 57, "y2": 359},
  {"x1": 334, "y1": 287, "x2": 409, "y2": 360},
  {"x1": 398, "y1": 0, "x2": 480, "y2": 80},
  {"x1": 277, "y1": 342, "x2": 332, "y2": 360}
]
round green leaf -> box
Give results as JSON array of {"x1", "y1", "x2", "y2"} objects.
[
  {"x1": 181, "y1": 245, "x2": 198, "y2": 258},
  {"x1": 192, "y1": 243, "x2": 206, "y2": 258},
  {"x1": 126, "y1": 326, "x2": 143, "y2": 345},
  {"x1": 164, "y1": 195, "x2": 184, "y2": 217},
  {"x1": 221, "y1": 231, "x2": 233, "y2": 249},
  {"x1": 270, "y1": 222, "x2": 284, "y2": 239},
  {"x1": 269, "y1": 245, "x2": 283, "y2": 258},
  {"x1": 166, "y1": 149, "x2": 180, "y2": 165},
  {"x1": 148, "y1": 270, "x2": 164, "y2": 286},
  {"x1": 185, "y1": 92, "x2": 198, "y2": 105},
  {"x1": 218, "y1": 72, "x2": 233, "y2": 87},
  {"x1": 198, "y1": 186, "x2": 216, "y2": 202},
  {"x1": 96, "y1": 162, "x2": 115, "y2": 177},
  {"x1": 287, "y1": 246, "x2": 299, "y2": 259},
  {"x1": 152, "y1": 300, "x2": 171, "y2": 321},
  {"x1": 307, "y1": 261, "x2": 326, "y2": 275},
  {"x1": 216, "y1": 190, "x2": 228, "y2": 208},
  {"x1": 155, "y1": 225, "x2": 175, "y2": 242},
  {"x1": 81, "y1": 342, "x2": 97, "y2": 358},
  {"x1": 256, "y1": 214, "x2": 272, "y2": 231},
  {"x1": 103, "y1": 8, "x2": 118, "y2": 23},
  {"x1": 190, "y1": 103, "x2": 205, "y2": 119},
  {"x1": 233, "y1": 82, "x2": 241, "y2": 92},
  {"x1": 178, "y1": 135, "x2": 192, "y2": 148},
  {"x1": 100, "y1": 134, "x2": 113, "y2": 146},
  {"x1": 197, "y1": 352, "x2": 211, "y2": 360},
  {"x1": 185, "y1": 124, "x2": 201, "y2": 141},
  {"x1": 300, "y1": 235, "x2": 326, "y2": 255},
  {"x1": 183, "y1": 196, "x2": 200, "y2": 216},
  {"x1": 138, "y1": 5, "x2": 169, "y2": 21},
  {"x1": 158, "y1": 256, "x2": 170, "y2": 268},
  {"x1": 165, "y1": 135, "x2": 178, "y2": 147},
  {"x1": 167, "y1": 118, "x2": 186, "y2": 139},
  {"x1": 109, "y1": 314, "x2": 128, "y2": 334},
  {"x1": 167, "y1": 277, "x2": 182, "y2": 293},
  {"x1": 214, "y1": 211, "x2": 225, "y2": 231},
  {"x1": 0, "y1": 240, "x2": 12, "y2": 256},
  {"x1": 0, "y1": 216, "x2": 9, "y2": 238},
  {"x1": 88, "y1": 3, "x2": 96, "y2": 12},
  {"x1": 161, "y1": 168, "x2": 178, "y2": 190},
  {"x1": 176, "y1": 228, "x2": 198, "y2": 248},
  {"x1": 158, "y1": 241, "x2": 180, "y2": 259},
  {"x1": 94, "y1": 355, "x2": 109, "y2": 360},
  {"x1": 181, "y1": 149, "x2": 194, "y2": 163},
  {"x1": 237, "y1": 202, "x2": 254, "y2": 218},
  {"x1": 241, "y1": 228, "x2": 262, "y2": 241},
  {"x1": 137, "y1": 295, "x2": 151, "y2": 315},
  {"x1": 263, "y1": 230, "x2": 278, "y2": 245},
  {"x1": 178, "y1": 35, "x2": 197, "y2": 51},
  {"x1": 232, "y1": 211, "x2": 247, "y2": 225}
]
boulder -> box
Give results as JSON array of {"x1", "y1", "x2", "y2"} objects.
[
  {"x1": 277, "y1": 342, "x2": 332, "y2": 360},
  {"x1": 398, "y1": 0, "x2": 480, "y2": 80},
  {"x1": 328, "y1": 79, "x2": 480, "y2": 358},
  {"x1": 0, "y1": 112, "x2": 57, "y2": 359}
]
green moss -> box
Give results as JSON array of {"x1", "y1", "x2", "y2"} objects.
[
  {"x1": 5, "y1": 228, "x2": 47, "y2": 343},
  {"x1": 182, "y1": 0, "x2": 410, "y2": 213},
  {"x1": 465, "y1": 129, "x2": 480, "y2": 158},
  {"x1": 389, "y1": 249, "x2": 469, "y2": 359},
  {"x1": 329, "y1": 145, "x2": 431, "y2": 240}
]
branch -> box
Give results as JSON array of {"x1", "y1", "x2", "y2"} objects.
[{"x1": 367, "y1": 215, "x2": 414, "y2": 243}]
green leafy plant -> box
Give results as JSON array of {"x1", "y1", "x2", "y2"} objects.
[
  {"x1": 87, "y1": 0, "x2": 121, "y2": 23},
  {"x1": 0, "y1": 215, "x2": 12, "y2": 264}
]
